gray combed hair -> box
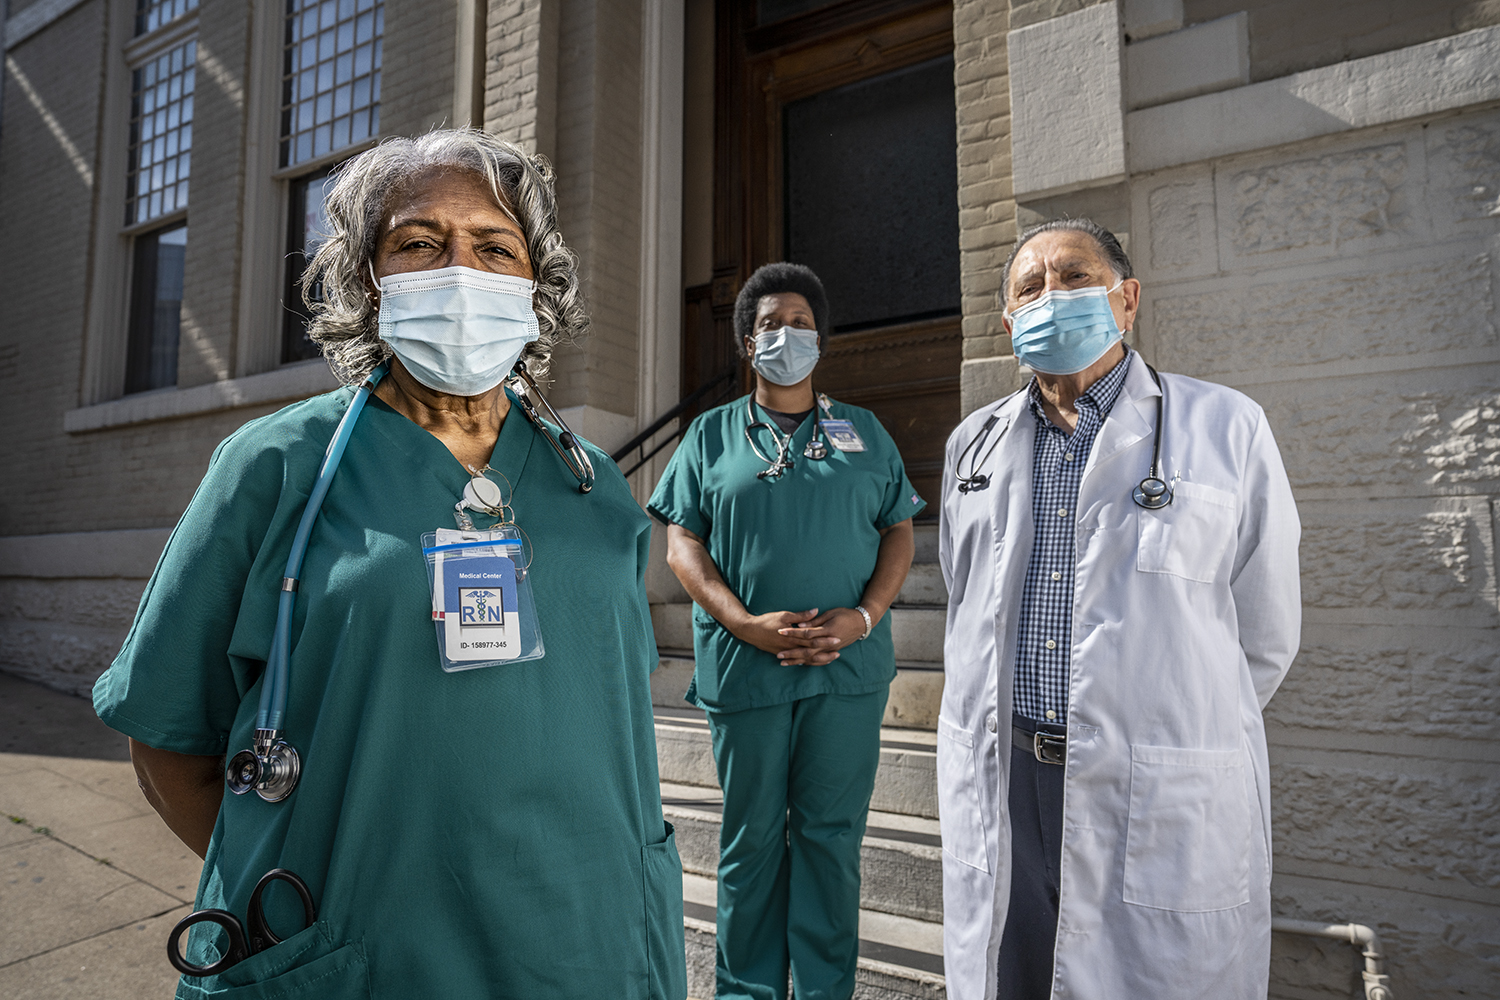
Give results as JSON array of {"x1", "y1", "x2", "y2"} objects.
[
  {"x1": 1000, "y1": 218, "x2": 1134, "y2": 305},
  {"x1": 300, "y1": 128, "x2": 586, "y2": 384}
]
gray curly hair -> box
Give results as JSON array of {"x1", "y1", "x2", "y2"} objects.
[{"x1": 300, "y1": 128, "x2": 586, "y2": 384}]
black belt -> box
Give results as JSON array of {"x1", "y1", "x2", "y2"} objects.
[{"x1": 1012, "y1": 724, "x2": 1067, "y2": 765}]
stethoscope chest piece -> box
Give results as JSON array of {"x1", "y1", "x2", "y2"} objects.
[
  {"x1": 803, "y1": 440, "x2": 828, "y2": 460},
  {"x1": 1133, "y1": 475, "x2": 1173, "y2": 509},
  {"x1": 226, "y1": 731, "x2": 301, "y2": 802}
]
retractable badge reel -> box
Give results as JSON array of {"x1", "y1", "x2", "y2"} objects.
[
  {"x1": 421, "y1": 467, "x2": 546, "y2": 670},
  {"x1": 816, "y1": 392, "x2": 866, "y2": 454}
]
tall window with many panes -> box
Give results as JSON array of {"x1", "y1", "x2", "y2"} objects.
[
  {"x1": 123, "y1": 0, "x2": 199, "y2": 394},
  {"x1": 280, "y1": 0, "x2": 383, "y2": 362}
]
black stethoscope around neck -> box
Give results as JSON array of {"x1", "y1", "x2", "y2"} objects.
[
  {"x1": 744, "y1": 396, "x2": 829, "y2": 480},
  {"x1": 954, "y1": 363, "x2": 1174, "y2": 510}
]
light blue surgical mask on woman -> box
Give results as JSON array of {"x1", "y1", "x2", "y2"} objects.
[
  {"x1": 751, "y1": 326, "x2": 821, "y2": 386},
  {"x1": 376, "y1": 264, "x2": 540, "y2": 396},
  {"x1": 1005, "y1": 280, "x2": 1125, "y2": 375}
]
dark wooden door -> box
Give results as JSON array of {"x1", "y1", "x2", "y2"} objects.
[{"x1": 684, "y1": 0, "x2": 960, "y2": 507}]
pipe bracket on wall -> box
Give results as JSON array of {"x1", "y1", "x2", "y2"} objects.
[{"x1": 1271, "y1": 917, "x2": 1393, "y2": 1000}]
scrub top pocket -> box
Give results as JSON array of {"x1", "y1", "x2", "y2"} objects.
[
  {"x1": 1136, "y1": 481, "x2": 1237, "y2": 584},
  {"x1": 642, "y1": 822, "x2": 688, "y2": 1000},
  {"x1": 175, "y1": 922, "x2": 369, "y2": 1000}
]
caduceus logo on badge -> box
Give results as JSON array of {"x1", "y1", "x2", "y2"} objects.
[{"x1": 460, "y1": 588, "x2": 506, "y2": 632}]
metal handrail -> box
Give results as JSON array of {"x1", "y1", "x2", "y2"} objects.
[{"x1": 613, "y1": 366, "x2": 739, "y2": 478}]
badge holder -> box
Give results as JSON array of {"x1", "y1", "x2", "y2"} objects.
[
  {"x1": 420, "y1": 468, "x2": 545, "y2": 671},
  {"x1": 816, "y1": 392, "x2": 866, "y2": 453}
]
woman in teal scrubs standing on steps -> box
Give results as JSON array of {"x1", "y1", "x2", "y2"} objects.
[
  {"x1": 92, "y1": 129, "x2": 686, "y2": 999},
  {"x1": 649, "y1": 263, "x2": 923, "y2": 1000}
]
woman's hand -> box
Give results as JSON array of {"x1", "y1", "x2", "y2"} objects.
[
  {"x1": 774, "y1": 607, "x2": 868, "y2": 666},
  {"x1": 730, "y1": 608, "x2": 824, "y2": 658}
]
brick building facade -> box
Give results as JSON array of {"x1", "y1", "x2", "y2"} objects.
[{"x1": 1, "y1": 0, "x2": 1496, "y2": 995}]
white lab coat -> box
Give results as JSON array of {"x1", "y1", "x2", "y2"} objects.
[{"x1": 937, "y1": 356, "x2": 1300, "y2": 1000}]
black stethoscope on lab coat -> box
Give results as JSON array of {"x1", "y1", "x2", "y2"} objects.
[{"x1": 954, "y1": 363, "x2": 1174, "y2": 510}]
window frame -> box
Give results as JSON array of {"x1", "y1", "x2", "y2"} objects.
[{"x1": 79, "y1": 1, "x2": 201, "y2": 404}]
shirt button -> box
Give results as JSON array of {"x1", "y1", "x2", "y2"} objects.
[
  {"x1": 1051, "y1": 571, "x2": 1062, "y2": 581},
  {"x1": 986, "y1": 715, "x2": 998, "y2": 733},
  {"x1": 1065, "y1": 452, "x2": 1075, "y2": 461},
  {"x1": 1045, "y1": 709, "x2": 1057, "y2": 721},
  {"x1": 1057, "y1": 507, "x2": 1068, "y2": 517},
  {"x1": 1045, "y1": 639, "x2": 1057, "y2": 650}
]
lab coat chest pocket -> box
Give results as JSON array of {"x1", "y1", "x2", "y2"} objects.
[
  {"x1": 1136, "y1": 481, "x2": 1237, "y2": 584},
  {"x1": 1123, "y1": 745, "x2": 1250, "y2": 912},
  {"x1": 937, "y1": 717, "x2": 990, "y2": 873}
]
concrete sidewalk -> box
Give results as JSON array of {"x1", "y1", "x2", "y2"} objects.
[{"x1": 0, "y1": 671, "x2": 201, "y2": 1000}]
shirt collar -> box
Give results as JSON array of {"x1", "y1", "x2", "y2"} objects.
[{"x1": 1026, "y1": 346, "x2": 1134, "y2": 425}]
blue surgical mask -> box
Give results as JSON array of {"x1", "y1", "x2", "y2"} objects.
[
  {"x1": 751, "y1": 326, "x2": 820, "y2": 386},
  {"x1": 1005, "y1": 281, "x2": 1124, "y2": 375},
  {"x1": 376, "y1": 265, "x2": 540, "y2": 396}
]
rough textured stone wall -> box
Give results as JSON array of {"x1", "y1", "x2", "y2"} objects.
[
  {"x1": 953, "y1": 0, "x2": 1023, "y2": 413},
  {"x1": 1131, "y1": 108, "x2": 1500, "y2": 998}
]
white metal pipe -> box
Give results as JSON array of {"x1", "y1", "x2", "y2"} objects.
[{"x1": 1271, "y1": 917, "x2": 1393, "y2": 1000}]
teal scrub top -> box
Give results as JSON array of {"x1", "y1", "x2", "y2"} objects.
[
  {"x1": 93, "y1": 387, "x2": 687, "y2": 1000},
  {"x1": 647, "y1": 394, "x2": 925, "y2": 714}
]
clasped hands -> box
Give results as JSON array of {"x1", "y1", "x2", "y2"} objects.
[{"x1": 732, "y1": 607, "x2": 869, "y2": 666}]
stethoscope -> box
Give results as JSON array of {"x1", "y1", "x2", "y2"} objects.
[
  {"x1": 225, "y1": 359, "x2": 592, "y2": 803},
  {"x1": 743, "y1": 395, "x2": 829, "y2": 480},
  {"x1": 954, "y1": 363, "x2": 1174, "y2": 511}
]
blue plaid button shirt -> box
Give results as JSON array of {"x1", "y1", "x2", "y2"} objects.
[{"x1": 1012, "y1": 349, "x2": 1134, "y2": 724}]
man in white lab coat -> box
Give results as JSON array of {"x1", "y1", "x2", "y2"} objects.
[{"x1": 937, "y1": 218, "x2": 1300, "y2": 1000}]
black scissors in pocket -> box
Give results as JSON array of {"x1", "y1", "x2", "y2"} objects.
[{"x1": 167, "y1": 868, "x2": 317, "y2": 976}]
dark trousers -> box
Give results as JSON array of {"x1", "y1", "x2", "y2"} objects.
[{"x1": 995, "y1": 713, "x2": 1066, "y2": 1000}]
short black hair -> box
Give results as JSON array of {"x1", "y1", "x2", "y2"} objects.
[
  {"x1": 1000, "y1": 218, "x2": 1133, "y2": 307},
  {"x1": 732, "y1": 262, "x2": 830, "y2": 358}
]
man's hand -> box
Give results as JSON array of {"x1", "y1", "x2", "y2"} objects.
[{"x1": 774, "y1": 608, "x2": 868, "y2": 665}]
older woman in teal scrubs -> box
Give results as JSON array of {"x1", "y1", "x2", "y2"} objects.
[
  {"x1": 93, "y1": 129, "x2": 686, "y2": 1000},
  {"x1": 648, "y1": 263, "x2": 923, "y2": 1000}
]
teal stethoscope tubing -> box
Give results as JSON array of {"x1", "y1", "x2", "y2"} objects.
[{"x1": 255, "y1": 364, "x2": 388, "y2": 733}]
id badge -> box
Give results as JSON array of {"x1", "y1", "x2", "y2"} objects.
[
  {"x1": 422, "y1": 528, "x2": 545, "y2": 670},
  {"x1": 819, "y1": 419, "x2": 866, "y2": 452}
]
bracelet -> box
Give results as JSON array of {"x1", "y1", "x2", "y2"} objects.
[{"x1": 854, "y1": 605, "x2": 873, "y2": 641}]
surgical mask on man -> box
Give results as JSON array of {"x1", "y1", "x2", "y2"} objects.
[
  {"x1": 1005, "y1": 281, "x2": 1124, "y2": 375},
  {"x1": 376, "y1": 264, "x2": 540, "y2": 396},
  {"x1": 751, "y1": 326, "x2": 820, "y2": 386}
]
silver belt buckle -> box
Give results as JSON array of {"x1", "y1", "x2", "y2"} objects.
[{"x1": 1033, "y1": 730, "x2": 1067, "y2": 765}]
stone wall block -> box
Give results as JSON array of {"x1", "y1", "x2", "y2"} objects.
[
  {"x1": 1264, "y1": 624, "x2": 1498, "y2": 741},
  {"x1": 1426, "y1": 107, "x2": 1500, "y2": 231},
  {"x1": 1297, "y1": 498, "x2": 1498, "y2": 623},
  {"x1": 1134, "y1": 164, "x2": 1218, "y2": 278},
  {"x1": 0, "y1": 580, "x2": 148, "y2": 630},
  {"x1": 1270, "y1": 760, "x2": 1500, "y2": 890},
  {"x1": 1147, "y1": 249, "x2": 1495, "y2": 378},
  {"x1": 1216, "y1": 135, "x2": 1427, "y2": 270},
  {"x1": 1253, "y1": 368, "x2": 1500, "y2": 492}
]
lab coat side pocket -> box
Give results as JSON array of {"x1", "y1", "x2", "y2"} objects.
[
  {"x1": 643, "y1": 822, "x2": 688, "y2": 1000},
  {"x1": 1123, "y1": 745, "x2": 1250, "y2": 912},
  {"x1": 936, "y1": 717, "x2": 991, "y2": 874},
  {"x1": 1136, "y1": 481, "x2": 1237, "y2": 584}
]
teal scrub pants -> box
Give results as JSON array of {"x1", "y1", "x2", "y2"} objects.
[{"x1": 705, "y1": 688, "x2": 889, "y2": 1000}]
